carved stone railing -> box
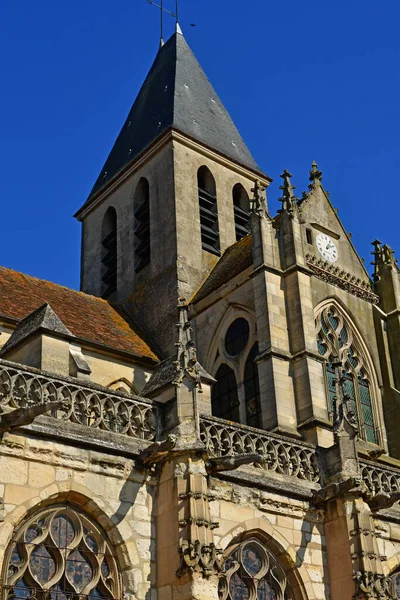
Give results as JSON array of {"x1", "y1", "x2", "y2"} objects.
[
  {"x1": 200, "y1": 415, "x2": 320, "y2": 483},
  {"x1": 0, "y1": 359, "x2": 157, "y2": 441},
  {"x1": 360, "y1": 459, "x2": 400, "y2": 496}
]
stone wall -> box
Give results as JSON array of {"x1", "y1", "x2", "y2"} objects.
[{"x1": 0, "y1": 430, "x2": 156, "y2": 600}]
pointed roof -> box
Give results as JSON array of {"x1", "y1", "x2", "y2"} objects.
[
  {"x1": 79, "y1": 31, "x2": 266, "y2": 210},
  {"x1": 0, "y1": 303, "x2": 74, "y2": 355}
]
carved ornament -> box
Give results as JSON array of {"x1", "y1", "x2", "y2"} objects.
[{"x1": 306, "y1": 254, "x2": 379, "y2": 304}]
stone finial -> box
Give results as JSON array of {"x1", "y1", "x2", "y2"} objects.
[
  {"x1": 250, "y1": 180, "x2": 267, "y2": 217},
  {"x1": 278, "y1": 169, "x2": 299, "y2": 218},
  {"x1": 371, "y1": 239, "x2": 399, "y2": 283},
  {"x1": 309, "y1": 160, "x2": 323, "y2": 188},
  {"x1": 173, "y1": 299, "x2": 201, "y2": 389}
]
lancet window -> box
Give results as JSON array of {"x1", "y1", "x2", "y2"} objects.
[
  {"x1": 198, "y1": 166, "x2": 220, "y2": 255},
  {"x1": 316, "y1": 305, "x2": 377, "y2": 444},
  {"x1": 133, "y1": 177, "x2": 151, "y2": 272},
  {"x1": 3, "y1": 505, "x2": 120, "y2": 600},
  {"x1": 244, "y1": 344, "x2": 262, "y2": 429},
  {"x1": 212, "y1": 364, "x2": 240, "y2": 422},
  {"x1": 232, "y1": 183, "x2": 251, "y2": 241},
  {"x1": 211, "y1": 316, "x2": 261, "y2": 428},
  {"x1": 101, "y1": 208, "x2": 117, "y2": 298},
  {"x1": 218, "y1": 538, "x2": 292, "y2": 600}
]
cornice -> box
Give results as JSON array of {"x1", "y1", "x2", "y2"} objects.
[{"x1": 305, "y1": 254, "x2": 379, "y2": 304}]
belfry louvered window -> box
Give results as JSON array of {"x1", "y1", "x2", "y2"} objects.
[
  {"x1": 3, "y1": 505, "x2": 120, "y2": 600},
  {"x1": 198, "y1": 166, "x2": 220, "y2": 255},
  {"x1": 212, "y1": 364, "x2": 240, "y2": 423},
  {"x1": 101, "y1": 208, "x2": 117, "y2": 298},
  {"x1": 133, "y1": 178, "x2": 150, "y2": 272},
  {"x1": 232, "y1": 183, "x2": 251, "y2": 241},
  {"x1": 316, "y1": 305, "x2": 378, "y2": 444}
]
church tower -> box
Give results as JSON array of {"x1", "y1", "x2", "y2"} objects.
[{"x1": 75, "y1": 28, "x2": 270, "y2": 356}]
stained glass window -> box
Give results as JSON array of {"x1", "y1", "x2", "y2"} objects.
[
  {"x1": 316, "y1": 306, "x2": 378, "y2": 444},
  {"x1": 212, "y1": 364, "x2": 240, "y2": 423},
  {"x1": 244, "y1": 345, "x2": 262, "y2": 428},
  {"x1": 218, "y1": 539, "x2": 292, "y2": 600},
  {"x1": 3, "y1": 506, "x2": 120, "y2": 600}
]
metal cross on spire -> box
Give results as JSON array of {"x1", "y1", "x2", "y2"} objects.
[{"x1": 146, "y1": 0, "x2": 179, "y2": 47}]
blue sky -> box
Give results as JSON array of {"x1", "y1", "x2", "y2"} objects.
[{"x1": 1, "y1": 0, "x2": 399, "y2": 289}]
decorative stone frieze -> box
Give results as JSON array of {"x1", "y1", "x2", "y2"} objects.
[{"x1": 306, "y1": 253, "x2": 379, "y2": 303}]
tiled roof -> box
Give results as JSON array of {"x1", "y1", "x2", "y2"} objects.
[
  {"x1": 192, "y1": 235, "x2": 254, "y2": 304},
  {"x1": 78, "y1": 32, "x2": 266, "y2": 212},
  {"x1": 0, "y1": 267, "x2": 158, "y2": 362}
]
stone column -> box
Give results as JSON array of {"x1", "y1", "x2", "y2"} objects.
[
  {"x1": 250, "y1": 182, "x2": 298, "y2": 435},
  {"x1": 373, "y1": 240, "x2": 400, "y2": 457},
  {"x1": 278, "y1": 171, "x2": 330, "y2": 445}
]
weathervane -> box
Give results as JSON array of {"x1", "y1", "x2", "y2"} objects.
[{"x1": 147, "y1": 0, "x2": 179, "y2": 47}]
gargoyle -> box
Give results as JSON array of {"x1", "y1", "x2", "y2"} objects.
[
  {"x1": 138, "y1": 434, "x2": 177, "y2": 467},
  {"x1": 312, "y1": 476, "x2": 363, "y2": 507},
  {"x1": 0, "y1": 401, "x2": 68, "y2": 433},
  {"x1": 366, "y1": 491, "x2": 400, "y2": 512},
  {"x1": 205, "y1": 453, "x2": 264, "y2": 474}
]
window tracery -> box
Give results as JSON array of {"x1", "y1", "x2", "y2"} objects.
[
  {"x1": 3, "y1": 505, "x2": 120, "y2": 600},
  {"x1": 316, "y1": 305, "x2": 377, "y2": 444},
  {"x1": 218, "y1": 539, "x2": 292, "y2": 600},
  {"x1": 211, "y1": 315, "x2": 261, "y2": 428}
]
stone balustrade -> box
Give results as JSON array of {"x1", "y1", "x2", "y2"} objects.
[
  {"x1": 0, "y1": 359, "x2": 157, "y2": 441},
  {"x1": 200, "y1": 414, "x2": 320, "y2": 483},
  {"x1": 360, "y1": 459, "x2": 400, "y2": 496}
]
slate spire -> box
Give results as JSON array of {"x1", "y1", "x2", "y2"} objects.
[{"x1": 86, "y1": 30, "x2": 264, "y2": 201}]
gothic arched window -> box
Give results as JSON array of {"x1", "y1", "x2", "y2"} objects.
[
  {"x1": 232, "y1": 183, "x2": 251, "y2": 241},
  {"x1": 316, "y1": 305, "x2": 377, "y2": 444},
  {"x1": 101, "y1": 207, "x2": 117, "y2": 298},
  {"x1": 219, "y1": 538, "x2": 292, "y2": 600},
  {"x1": 133, "y1": 177, "x2": 150, "y2": 272},
  {"x1": 3, "y1": 505, "x2": 120, "y2": 600},
  {"x1": 212, "y1": 364, "x2": 240, "y2": 423},
  {"x1": 244, "y1": 344, "x2": 262, "y2": 429},
  {"x1": 198, "y1": 166, "x2": 220, "y2": 256}
]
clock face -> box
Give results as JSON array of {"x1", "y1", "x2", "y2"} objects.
[{"x1": 316, "y1": 233, "x2": 338, "y2": 263}]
